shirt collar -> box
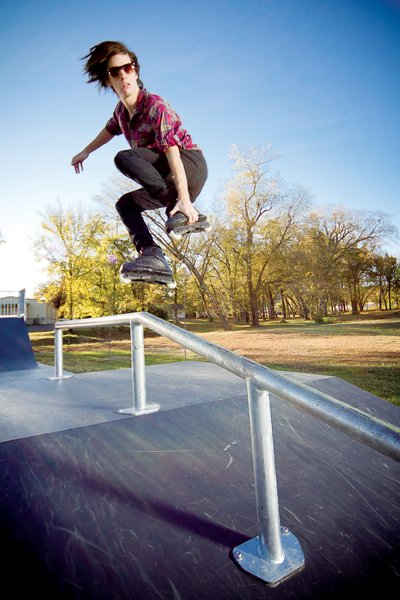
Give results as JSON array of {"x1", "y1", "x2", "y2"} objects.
[
  {"x1": 126, "y1": 88, "x2": 146, "y2": 121},
  {"x1": 135, "y1": 87, "x2": 146, "y2": 113},
  {"x1": 116, "y1": 88, "x2": 147, "y2": 122}
]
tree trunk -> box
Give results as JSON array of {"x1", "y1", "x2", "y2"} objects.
[
  {"x1": 351, "y1": 298, "x2": 359, "y2": 314},
  {"x1": 189, "y1": 262, "x2": 230, "y2": 330},
  {"x1": 247, "y1": 274, "x2": 260, "y2": 327},
  {"x1": 266, "y1": 286, "x2": 276, "y2": 320},
  {"x1": 249, "y1": 290, "x2": 260, "y2": 327},
  {"x1": 280, "y1": 290, "x2": 287, "y2": 319},
  {"x1": 169, "y1": 248, "x2": 231, "y2": 330}
]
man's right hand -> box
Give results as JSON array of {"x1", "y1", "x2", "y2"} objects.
[{"x1": 71, "y1": 151, "x2": 89, "y2": 174}]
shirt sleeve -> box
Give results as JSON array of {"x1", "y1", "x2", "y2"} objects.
[
  {"x1": 105, "y1": 109, "x2": 122, "y2": 136},
  {"x1": 150, "y1": 100, "x2": 183, "y2": 151}
]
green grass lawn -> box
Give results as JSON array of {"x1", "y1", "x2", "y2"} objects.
[
  {"x1": 29, "y1": 310, "x2": 400, "y2": 406},
  {"x1": 262, "y1": 360, "x2": 400, "y2": 406},
  {"x1": 34, "y1": 348, "x2": 197, "y2": 373}
]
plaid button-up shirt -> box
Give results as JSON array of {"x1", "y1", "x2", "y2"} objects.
[{"x1": 105, "y1": 88, "x2": 199, "y2": 152}]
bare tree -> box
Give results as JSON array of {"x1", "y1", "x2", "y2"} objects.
[
  {"x1": 95, "y1": 173, "x2": 232, "y2": 329},
  {"x1": 224, "y1": 144, "x2": 310, "y2": 326}
]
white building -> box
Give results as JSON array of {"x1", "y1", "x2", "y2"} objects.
[{"x1": 0, "y1": 293, "x2": 57, "y2": 325}]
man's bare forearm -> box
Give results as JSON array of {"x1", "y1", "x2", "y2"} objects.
[
  {"x1": 165, "y1": 146, "x2": 198, "y2": 224},
  {"x1": 71, "y1": 128, "x2": 114, "y2": 173}
]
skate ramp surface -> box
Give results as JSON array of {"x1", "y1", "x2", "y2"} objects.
[
  {"x1": 0, "y1": 316, "x2": 38, "y2": 372},
  {"x1": 0, "y1": 361, "x2": 399, "y2": 598}
]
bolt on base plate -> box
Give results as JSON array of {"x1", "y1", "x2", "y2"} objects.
[{"x1": 233, "y1": 531, "x2": 305, "y2": 585}]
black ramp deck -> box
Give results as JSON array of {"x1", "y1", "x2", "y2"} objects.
[
  {"x1": 0, "y1": 316, "x2": 38, "y2": 371},
  {"x1": 0, "y1": 362, "x2": 399, "y2": 599}
]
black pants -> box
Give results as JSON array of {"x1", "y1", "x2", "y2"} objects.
[{"x1": 114, "y1": 148, "x2": 208, "y2": 251}]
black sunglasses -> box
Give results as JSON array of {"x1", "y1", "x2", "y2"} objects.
[{"x1": 108, "y1": 62, "x2": 135, "y2": 78}]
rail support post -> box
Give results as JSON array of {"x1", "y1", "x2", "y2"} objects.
[
  {"x1": 48, "y1": 327, "x2": 72, "y2": 380},
  {"x1": 233, "y1": 379, "x2": 305, "y2": 585},
  {"x1": 117, "y1": 320, "x2": 159, "y2": 416}
]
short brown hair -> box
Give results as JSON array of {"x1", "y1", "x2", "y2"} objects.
[{"x1": 82, "y1": 41, "x2": 143, "y2": 89}]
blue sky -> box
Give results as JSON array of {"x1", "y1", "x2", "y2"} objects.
[{"x1": 0, "y1": 0, "x2": 399, "y2": 297}]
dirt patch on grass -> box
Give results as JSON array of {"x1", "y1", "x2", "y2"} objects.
[
  {"x1": 33, "y1": 319, "x2": 400, "y2": 370},
  {"x1": 30, "y1": 316, "x2": 400, "y2": 401},
  {"x1": 143, "y1": 330, "x2": 399, "y2": 368}
]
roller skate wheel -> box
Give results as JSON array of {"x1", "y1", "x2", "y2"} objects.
[
  {"x1": 169, "y1": 230, "x2": 182, "y2": 241},
  {"x1": 166, "y1": 280, "x2": 177, "y2": 289},
  {"x1": 119, "y1": 272, "x2": 131, "y2": 284}
]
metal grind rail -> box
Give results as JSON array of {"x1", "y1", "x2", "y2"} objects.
[{"x1": 53, "y1": 311, "x2": 400, "y2": 585}]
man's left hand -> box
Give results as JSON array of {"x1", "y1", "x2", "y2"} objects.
[{"x1": 169, "y1": 198, "x2": 199, "y2": 224}]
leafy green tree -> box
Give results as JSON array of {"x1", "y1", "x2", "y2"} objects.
[
  {"x1": 287, "y1": 207, "x2": 397, "y2": 317},
  {"x1": 341, "y1": 247, "x2": 374, "y2": 313},
  {"x1": 370, "y1": 253, "x2": 399, "y2": 310},
  {"x1": 205, "y1": 222, "x2": 248, "y2": 323},
  {"x1": 392, "y1": 262, "x2": 400, "y2": 308},
  {"x1": 34, "y1": 201, "x2": 105, "y2": 319}
]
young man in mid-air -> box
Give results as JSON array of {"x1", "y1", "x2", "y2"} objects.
[{"x1": 71, "y1": 41, "x2": 208, "y2": 289}]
